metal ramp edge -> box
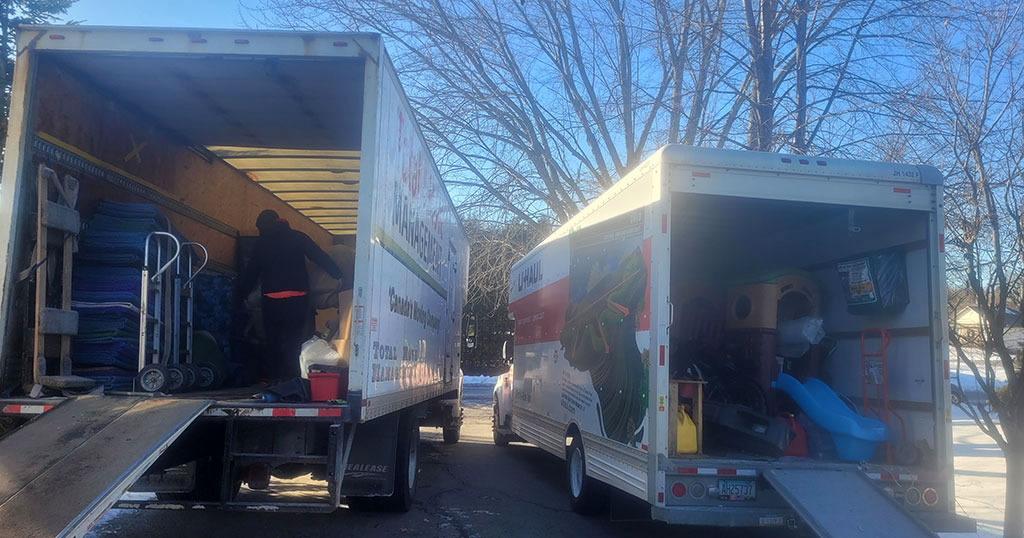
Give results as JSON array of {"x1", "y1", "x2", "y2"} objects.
[
  {"x1": 763, "y1": 468, "x2": 938, "y2": 538},
  {"x1": 0, "y1": 395, "x2": 211, "y2": 538}
]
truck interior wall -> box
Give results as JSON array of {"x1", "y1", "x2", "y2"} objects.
[
  {"x1": 31, "y1": 56, "x2": 335, "y2": 269},
  {"x1": 669, "y1": 193, "x2": 937, "y2": 464}
]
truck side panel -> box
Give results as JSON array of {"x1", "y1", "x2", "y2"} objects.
[
  {"x1": 358, "y1": 50, "x2": 468, "y2": 421},
  {"x1": 509, "y1": 163, "x2": 660, "y2": 500}
]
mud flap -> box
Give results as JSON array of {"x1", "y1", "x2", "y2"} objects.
[
  {"x1": 762, "y1": 468, "x2": 938, "y2": 538},
  {"x1": 0, "y1": 395, "x2": 210, "y2": 538},
  {"x1": 341, "y1": 412, "x2": 399, "y2": 497}
]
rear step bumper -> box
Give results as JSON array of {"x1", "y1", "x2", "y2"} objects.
[{"x1": 652, "y1": 505, "x2": 799, "y2": 528}]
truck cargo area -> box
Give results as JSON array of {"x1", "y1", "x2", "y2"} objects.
[
  {"x1": 3, "y1": 46, "x2": 365, "y2": 394},
  {"x1": 665, "y1": 192, "x2": 950, "y2": 521}
]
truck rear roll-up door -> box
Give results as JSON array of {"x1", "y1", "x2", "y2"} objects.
[
  {"x1": 0, "y1": 395, "x2": 210, "y2": 538},
  {"x1": 762, "y1": 468, "x2": 938, "y2": 538}
]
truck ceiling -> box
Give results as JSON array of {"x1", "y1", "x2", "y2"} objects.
[{"x1": 30, "y1": 28, "x2": 369, "y2": 235}]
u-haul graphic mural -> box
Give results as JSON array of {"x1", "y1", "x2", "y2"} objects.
[
  {"x1": 509, "y1": 209, "x2": 652, "y2": 449},
  {"x1": 362, "y1": 53, "x2": 468, "y2": 413}
]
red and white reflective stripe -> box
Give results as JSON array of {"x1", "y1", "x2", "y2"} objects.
[
  {"x1": 676, "y1": 467, "x2": 757, "y2": 477},
  {"x1": 2, "y1": 404, "x2": 54, "y2": 415},
  {"x1": 204, "y1": 407, "x2": 343, "y2": 417}
]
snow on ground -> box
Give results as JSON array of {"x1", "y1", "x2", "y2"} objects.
[
  {"x1": 948, "y1": 347, "x2": 1010, "y2": 537},
  {"x1": 952, "y1": 407, "x2": 1007, "y2": 537},
  {"x1": 463, "y1": 375, "x2": 499, "y2": 386},
  {"x1": 950, "y1": 347, "x2": 1010, "y2": 398}
]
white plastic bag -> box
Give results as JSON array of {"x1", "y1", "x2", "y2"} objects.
[
  {"x1": 299, "y1": 336, "x2": 345, "y2": 379},
  {"x1": 776, "y1": 317, "x2": 825, "y2": 358}
]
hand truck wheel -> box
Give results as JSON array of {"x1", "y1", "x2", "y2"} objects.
[
  {"x1": 181, "y1": 364, "x2": 200, "y2": 391},
  {"x1": 196, "y1": 363, "x2": 220, "y2": 389},
  {"x1": 166, "y1": 365, "x2": 186, "y2": 393},
  {"x1": 137, "y1": 364, "x2": 170, "y2": 393}
]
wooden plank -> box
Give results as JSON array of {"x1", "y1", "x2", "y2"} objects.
[
  {"x1": 290, "y1": 201, "x2": 360, "y2": 210},
  {"x1": 208, "y1": 145, "x2": 360, "y2": 158},
  {"x1": 276, "y1": 192, "x2": 359, "y2": 202},
  {"x1": 0, "y1": 396, "x2": 144, "y2": 506},
  {"x1": 310, "y1": 217, "x2": 358, "y2": 225},
  {"x1": 224, "y1": 157, "x2": 359, "y2": 170},
  {"x1": 33, "y1": 165, "x2": 49, "y2": 382},
  {"x1": 250, "y1": 170, "x2": 359, "y2": 181},
  {"x1": 299, "y1": 208, "x2": 359, "y2": 217},
  {"x1": 60, "y1": 222, "x2": 74, "y2": 375},
  {"x1": 0, "y1": 397, "x2": 210, "y2": 538},
  {"x1": 260, "y1": 182, "x2": 360, "y2": 193}
]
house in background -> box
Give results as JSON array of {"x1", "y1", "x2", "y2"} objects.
[{"x1": 954, "y1": 305, "x2": 1024, "y2": 348}]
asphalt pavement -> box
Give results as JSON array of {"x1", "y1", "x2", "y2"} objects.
[{"x1": 87, "y1": 386, "x2": 753, "y2": 538}]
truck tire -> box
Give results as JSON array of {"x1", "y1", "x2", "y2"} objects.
[
  {"x1": 443, "y1": 425, "x2": 460, "y2": 444},
  {"x1": 567, "y1": 436, "x2": 607, "y2": 515},
  {"x1": 379, "y1": 413, "x2": 419, "y2": 512},
  {"x1": 492, "y1": 405, "x2": 510, "y2": 446}
]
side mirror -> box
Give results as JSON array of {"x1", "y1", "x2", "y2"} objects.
[{"x1": 465, "y1": 312, "x2": 477, "y2": 350}]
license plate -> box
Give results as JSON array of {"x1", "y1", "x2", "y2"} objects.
[{"x1": 718, "y1": 479, "x2": 756, "y2": 500}]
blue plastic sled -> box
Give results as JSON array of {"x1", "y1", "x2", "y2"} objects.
[{"x1": 772, "y1": 373, "x2": 887, "y2": 461}]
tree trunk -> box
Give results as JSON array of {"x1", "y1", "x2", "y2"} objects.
[{"x1": 1007, "y1": 449, "x2": 1024, "y2": 538}]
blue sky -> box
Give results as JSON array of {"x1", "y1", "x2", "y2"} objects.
[{"x1": 65, "y1": 0, "x2": 247, "y2": 29}]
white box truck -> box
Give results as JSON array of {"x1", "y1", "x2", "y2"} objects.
[
  {"x1": 493, "y1": 145, "x2": 975, "y2": 536},
  {"x1": 0, "y1": 26, "x2": 468, "y2": 537}
]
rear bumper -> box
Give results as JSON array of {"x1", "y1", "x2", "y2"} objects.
[{"x1": 651, "y1": 505, "x2": 798, "y2": 528}]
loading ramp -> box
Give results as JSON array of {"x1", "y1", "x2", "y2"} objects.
[
  {"x1": 0, "y1": 395, "x2": 210, "y2": 538},
  {"x1": 763, "y1": 468, "x2": 938, "y2": 538}
]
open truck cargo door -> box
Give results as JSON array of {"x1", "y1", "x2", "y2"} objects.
[
  {"x1": 763, "y1": 468, "x2": 938, "y2": 538},
  {"x1": 0, "y1": 395, "x2": 210, "y2": 538}
]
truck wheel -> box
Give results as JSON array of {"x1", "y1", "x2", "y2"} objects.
[
  {"x1": 380, "y1": 414, "x2": 419, "y2": 512},
  {"x1": 443, "y1": 425, "x2": 461, "y2": 444},
  {"x1": 492, "y1": 405, "x2": 510, "y2": 446},
  {"x1": 567, "y1": 436, "x2": 607, "y2": 515}
]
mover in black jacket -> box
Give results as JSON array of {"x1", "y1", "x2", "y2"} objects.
[{"x1": 238, "y1": 210, "x2": 344, "y2": 380}]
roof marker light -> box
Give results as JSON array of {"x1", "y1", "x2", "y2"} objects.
[
  {"x1": 48, "y1": 34, "x2": 65, "y2": 40},
  {"x1": 334, "y1": 41, "x2": 349, "y2": 47},
  {"x1": 191, "y1": 38, "x2": 208, "y2": 44},
  {"x1": 799, "y1": 159, "x2": 809, "y2": 165},
  {"x1": 782, "y1": 157, "x2": 792, "y2": 163},
  {"x1": 235, "y1": 39, "x2": 250, "y2": 44},
  {"x1": 816, "y1": 160, "x2": 827, "y2": 166},
  {"x1": 148, "y1": 37, "x2": 164, "y2": 42}
]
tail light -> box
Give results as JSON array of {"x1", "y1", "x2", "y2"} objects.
[
  {"x1": 922, "y1": 488, "x2": 939, "y2": 506},
  {"x1": 671, "y1": 482, "x2": 686, "y2": 498}
]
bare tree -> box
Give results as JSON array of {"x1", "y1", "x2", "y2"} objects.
[
  {"x1": 462, "y1": 218, "x2": 550, "y2": 373},
  {"x1": 897, "y1": 1, "x2": 1024, "y2": 534},
  {"x1": 251, "y1": 0, "x2": 679, "y2": 223}
]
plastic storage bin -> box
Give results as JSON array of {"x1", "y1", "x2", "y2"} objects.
[{"x1": 309, "y1": 371, "x2": 347, "y2": 401}]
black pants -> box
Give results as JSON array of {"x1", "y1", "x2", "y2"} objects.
[{"x1": 261, "y1": 295, "x2": 311, "y2": 380}]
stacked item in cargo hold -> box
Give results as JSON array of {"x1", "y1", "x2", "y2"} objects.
[{"x1": 70, "y1": 201, "x2": 168, "y2": 390}]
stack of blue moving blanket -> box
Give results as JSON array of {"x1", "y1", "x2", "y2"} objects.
[{"x1": 72, "y1": 201, "x2": 168, "y2": 390}]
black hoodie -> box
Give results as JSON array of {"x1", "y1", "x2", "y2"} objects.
[{"x1": 238, "y1": 220, "x2": 344, "y2": 299}]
